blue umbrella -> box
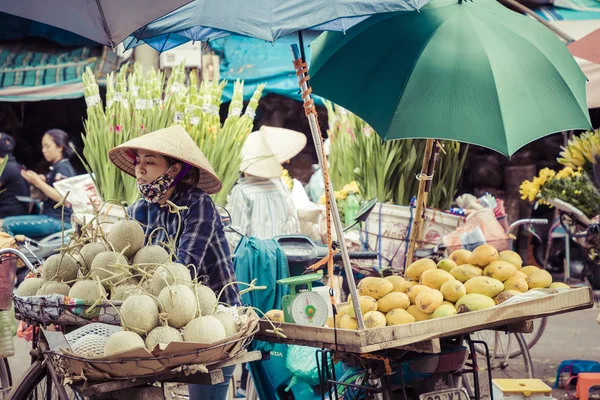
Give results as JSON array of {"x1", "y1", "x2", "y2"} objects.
[
  {"x1": 0, "y1": 0, "x2": 192, "y2": 48},
  {"x1": 129, "y1": 0, "x2": 430, "y2": 46}
]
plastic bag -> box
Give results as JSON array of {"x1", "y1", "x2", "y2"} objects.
[
  {"x1": 53, "y1": 174, "x2": 102, "y2": 214},
  {"x1": 285, "y1": 345, "x2": 325, "y2": 391},
  {"x1": 291, "y1": 180, "x2": 323, "y2": 241},
  {"x1": 443, "y1": 209, "x2": 509, "y2": 253}
]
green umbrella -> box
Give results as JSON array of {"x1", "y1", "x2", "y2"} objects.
[{"x1": 309, "y1": 0, "x2": 592, "y2": 156}]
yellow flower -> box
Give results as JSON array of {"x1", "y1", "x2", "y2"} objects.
[
  {"x1": 281, "y1": 168, "x2": 293, "y2": 190},
  {"x1": 519, "y1": 179, "x2": 540, "y2": 202},
  {"x1": 556, "y1": 167, "x2": 575, "y2": 179}
]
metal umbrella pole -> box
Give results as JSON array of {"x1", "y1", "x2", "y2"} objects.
[{"x1": 291, "y1": 44, "x2": 366, "y2": 330}]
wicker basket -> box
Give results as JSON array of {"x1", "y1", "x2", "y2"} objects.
[
  {"x1": 13, "y1": 294, "x2": 122, "y2": 327},
  {"x1": 45, "y1": 308, "x2": 260, "y2": 381}
]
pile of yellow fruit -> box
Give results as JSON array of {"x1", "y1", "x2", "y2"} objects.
[{"x1": 334, "y1": 244, "x2": 569, "y2": 330}]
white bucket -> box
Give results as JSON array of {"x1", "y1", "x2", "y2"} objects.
[{"x1": 361, "y1": 203, "x2": 465, "y2": 272}]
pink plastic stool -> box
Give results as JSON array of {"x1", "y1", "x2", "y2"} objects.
[{"x1": 576, "y1": 373, "x2": 600, "y2": 400}]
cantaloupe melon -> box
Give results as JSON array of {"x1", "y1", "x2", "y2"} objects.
[
  {"x1": 148, "y1": 263, "x2": 192, "y2": 296},
  {"x1": 145, "y1": 326, "x2": 183, "y2": 351},
  {"x1": 73, "y1": 334, "x2": 107, "y2": 358},
  {"x1": 183, "y1": 316, "x2": 227, "y2": 343},
  {"x1": 15, "y1": 278, "x2": 44, "y2": 296},
  {"x1": 214, "y1": 311, "x2": 239, "y2": 337},
  {"x1": 107, "y1": 219, "x2": 145, "y2": 259},
  {"x1": 90, "y1": 251, "x2": 130, "y2": 288},
  {"x1": 104, "y1": 331, "x2": 145, "y2": 356},
  {"x1": 120, "y1": 294, "x2": 160, "y2": 335},
  {"x1": 110, "y1": 284, "x2": 138, "y2": 301},
  {"x1": 158, "y1": 285, "x2": 198, "y2": 328},
  {"x1": 41, "y1": 254, "x2": 79, "y2": 282},
  {"x1": 133, "y1": 245, "x2": 171, "y2": 272},
  {"x1": 37, "y1": 281, "x2": 70, "y2": 296},
  {"x1": 77, "y1": 242, "x2": 107, "y2": 273},
  {"x1": 194, "y1": 284, "x2": 217, "y2": 316},
  {"x1": 68, "y1": 280, "x2": 107, "y2": 303}
]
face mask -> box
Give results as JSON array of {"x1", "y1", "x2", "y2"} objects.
[{"x1": 137, "y1": 167, "x2": 175, "y2": 203}]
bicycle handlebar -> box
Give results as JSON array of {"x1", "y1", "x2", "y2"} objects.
[
  {"x1": 0, "y1": 248, "x2": 37, "y2": 273},
  {"x1": 333, "y1": 252, "x2": 378, "y2": 262},
  {"x1": 508, "y1": 218, "x2": 548, "y2": 235}
]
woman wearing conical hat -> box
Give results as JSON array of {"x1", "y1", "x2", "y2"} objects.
[
  {"x1": 109, "y1": 125, "x2": 240, "y2": 400},
  {"x1": 226, "y1": 126, "x2": 306, "y2": 241}
]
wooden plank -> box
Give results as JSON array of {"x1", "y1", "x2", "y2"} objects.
[
  {"x1": 359, "y1": 338, "x2": 441, "y2": 354},
  {"x1": 491, "y1": 320, "x2": 534, "y2": 334},
  {"x1": 211, "y1": 350, "x2": 263, "y2": 369},
  {"x1": 78, "y1": 351, "x2": 261, "y2": 396},
  {"x1": 257, "y1": 287, "x2": 593, "y2": 353}
]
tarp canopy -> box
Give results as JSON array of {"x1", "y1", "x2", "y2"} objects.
[
  {"x1": 210, "y1": 33, "x2": 320, "y2": 103},
  {"x1": 0, "y1": 39, "x2": 122, "y2": 102}
]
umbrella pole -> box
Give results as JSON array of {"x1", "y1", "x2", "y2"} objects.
[
  {"x1": 290, "y1": 44, "x2": 366, "y2": 330},
  {"x1": 405, "y1": 139, "x2": 440, "y2": 268}
]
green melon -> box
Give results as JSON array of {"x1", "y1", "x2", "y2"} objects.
[{"x1": 107, "y1": 220, "x2": 145, "y2": 259}]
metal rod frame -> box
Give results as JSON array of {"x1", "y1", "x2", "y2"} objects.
[{"x1": 290, "y1": 44, "x2": 366, "y2": 329}]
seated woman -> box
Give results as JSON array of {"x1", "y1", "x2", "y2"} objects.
[
  {"x1": 0, "y1": 132, "x2": 30, "y2": 219},
  {"x1": 1, "y1": 129, "x2": 76, "y2": 237}
]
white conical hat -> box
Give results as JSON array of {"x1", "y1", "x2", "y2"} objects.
[
  {"x1": 257, "y1": 126, "x2": 307, "y2": 163},
  {"x1": 108, "y1": 125, "x2": 222, "y2": 194},
  {"x1": 240, "y1": 130, "x2": 283, "y2": 179}
]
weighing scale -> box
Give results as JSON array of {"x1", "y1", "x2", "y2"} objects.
[{"x1": 277, "y1": 274, "x2": 329, "y2": 326}]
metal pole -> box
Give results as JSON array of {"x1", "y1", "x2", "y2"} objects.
[{"x1": 291, "y1": 44, "x2": 366, "y2": 330}]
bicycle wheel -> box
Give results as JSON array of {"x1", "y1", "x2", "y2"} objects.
[
  {"x1": 472, "y1": 318, "x2": 548, "y2": 359},
  {"x1": 0, "y1": 357, "x2": 12, "y2": 396},
  {"x1": 9, "y1": 360, "x2": 82, "y2": 400},
  {"x1": 464, "y1": 333, "x2": 534, "y2": 399}
]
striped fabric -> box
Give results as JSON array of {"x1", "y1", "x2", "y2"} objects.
[
  {"x1": 226, "y1": 176, "x2": 300, "y2": 241},
  {"x1": 0, "y1": 40, "x2": 121, "y2": 101}
]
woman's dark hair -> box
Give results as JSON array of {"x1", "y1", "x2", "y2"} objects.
[
  {"x1": 164, "y1": 155, "x2": 200, "y2": 191},
  {"x1": 44, "y1": 129, "x2": 74, "y2": 159},
  {"x1": 0, "y1": 133, "x2": 15, "y2": 157}
]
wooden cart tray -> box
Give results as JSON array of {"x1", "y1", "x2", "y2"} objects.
[{"x1": 256, "y1": 287, "x2": 595, "y2": 354}]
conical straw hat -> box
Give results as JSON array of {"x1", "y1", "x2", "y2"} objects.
[
  {"x1": 240, "y1": 130, "x2": 283, "y2": 179},
  {"x1": 108, "y1": 125, "x2": 222, "y2": 194},
  {"x1": 258, "y1": 126, "x2": 307, "y2": 163}
]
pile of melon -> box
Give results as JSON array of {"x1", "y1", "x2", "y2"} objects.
[
  {"x1": 331, "y1": 244, "x2": 569, "y2": 330},
  {"x1": 15, "y1": 218, "x2": 245, "y2": 357}
]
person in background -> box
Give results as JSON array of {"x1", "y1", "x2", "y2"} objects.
[
  {"x1": 0, "y1": 133, "x2": 30, "y2": 219},
  {"x1": 1, "y1": 129, "x2": 76, "y2": 237},
  {"x1": 226, "y1": 126, "x2": 306, "y2": 242},
  {"x1": 305, "y1": 138, "x2": 330, "y2": 204}
]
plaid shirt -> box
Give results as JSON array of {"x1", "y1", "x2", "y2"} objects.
[{"x1": 128, "y1": 186, "x2": 241, "y2": 306}]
